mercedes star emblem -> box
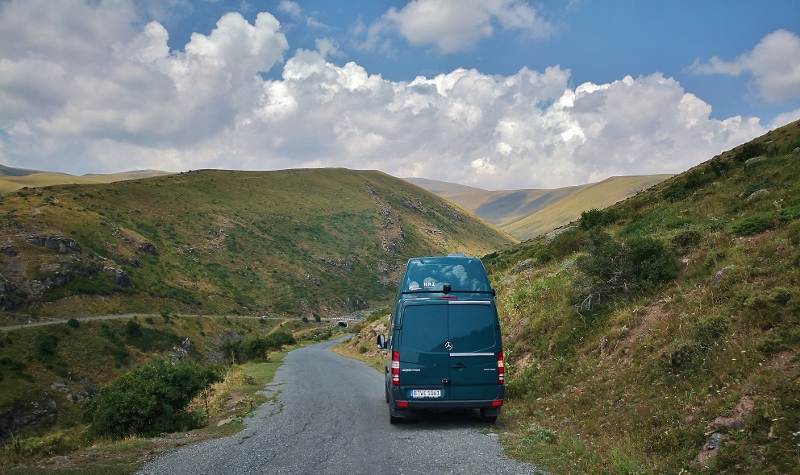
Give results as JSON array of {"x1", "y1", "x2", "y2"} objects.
[{"x1": 444, "y1": 341, "x2": 453, "y2": 351}]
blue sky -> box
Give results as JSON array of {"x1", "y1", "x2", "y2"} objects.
[
  {"x1": 161, "y1": 0, "x2": 799, "y2": 122},
  {"x1": 1, "y1": 0, "x2": 799, "y2": 189}
]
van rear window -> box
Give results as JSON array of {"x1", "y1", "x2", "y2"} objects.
[
  {"x1": 449, "y1": 304, "x2": 496, "y2": 352},
  {"x1": 402, "y1": 258, "x2": 491, "y2": 293},
  {"x1": 400, "y1": 304, "x2": 496, "y2": 353},
  {"x1": 401, "y1": 306, "x2": 447, "y2": 352}
]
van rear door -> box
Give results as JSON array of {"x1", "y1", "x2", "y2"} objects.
[
  {"x1": 447, "y1": 301, "x2": 500, "y2": 400},
  {"x1": 398, "y1": 300, "x2": 500, "y2": 401},
  {"x1": 397, "y1": 303, "x2": 450, "y2": 394}
]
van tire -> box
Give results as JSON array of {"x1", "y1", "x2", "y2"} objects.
[
  {"x1": 480, "y1": 409, "x2": 497, "y2": 423},
  {"x1": 389, "y1": 405, "x2": 405, "y2": 424}
]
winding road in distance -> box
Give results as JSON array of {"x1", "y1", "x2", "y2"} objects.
[{"x1": 136, "y1": 336, "x2": 544, "y2": 475}]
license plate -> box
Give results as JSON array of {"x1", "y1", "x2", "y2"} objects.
[{"x1": 410, "y1": 389, "x2": 441, "y2": 398}]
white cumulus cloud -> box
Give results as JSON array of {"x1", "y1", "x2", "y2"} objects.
[
  {"x1": 376, "y1": 0, "x2": 554, "y2": 53},
  {"x1": 689, "y1": 29, "x2": 800, "y2": 103},
  {"x1": 0, "y1": 0, "x2": 778, "y2": 190}
]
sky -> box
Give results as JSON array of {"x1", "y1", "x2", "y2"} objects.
[{"x1": 1, "y1": 0, "x2": 799, "y2": 190}]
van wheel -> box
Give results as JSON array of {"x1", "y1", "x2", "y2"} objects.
[
  {"x1": 389, "y1": 406, "x2": 404, "y2": 424},
  {"x1": 480, "y1": 409, "x2": 497, "y2": 423}
]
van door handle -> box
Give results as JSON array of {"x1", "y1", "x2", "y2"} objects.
[{"x1": 451, "y1": 363, "x2": 467, "y2": 369}]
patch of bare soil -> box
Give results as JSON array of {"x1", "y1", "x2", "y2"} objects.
[{"x1": 601, "y1": 302, "x2": 672, "y2": 365}]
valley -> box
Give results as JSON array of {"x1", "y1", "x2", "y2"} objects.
[{"x1": 1, "y1": 120, "x2": 800, "y2": 474}]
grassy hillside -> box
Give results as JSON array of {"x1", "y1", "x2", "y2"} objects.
[
  {"x1": 407, "y1": 175, "x2": 671, "y2": 240},
  {"x1": 481, "y1": 120, "x2": 800, "y2": 473},
  {"x1": 0, "y1": 168, "x2": 514, "y2": 324},
  {"x1": 502, "y1": 174, "x2": 673, "y2": 241}
]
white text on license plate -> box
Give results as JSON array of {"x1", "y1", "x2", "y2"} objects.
[{"x1": 410, "y1": 389, "x2": 441, "y2": 398}]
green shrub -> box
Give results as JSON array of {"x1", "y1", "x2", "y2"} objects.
[
  {"x1": 778, "y1": 204, "x2": 800, "y2": 222},
  {"x1": 107, "y1": 346, "x2": 130, "y2": 367},
  {"x1": 627, "y1": 236, "x2": 680, "y2": 286},
  {"x1": 671, "y1": 229, "x2": 702, "y2": 252},
  {"x1": 125, "y1": 320, "x2": 142, "y2": 337},
  {"x1": 731, "y1": 213, "x2": 772, "y2": 235},
  {"x1": 548, "y1": 228, "x2": 585, "y2": 260},
  {"x1": 84, "y1": 359, "x2": 221, "y2": 440},
  {"x1": 575, "y1": 232, "x2": 679, "y2": 308},
  {"x1": 788, "y1": 220, "x2": 800, "y2": 246},
  {"x1": 731, "y1": 205, "x2": 800, "y2": 236},
  {"x1": 733, "y1": 142, "x2": 767, "y2": 162},
  {"x1": 661, "y1": 168, "x2": 714, "y2": 202},
  {"x1": 125, "y1": 326, "x2": 181, "y2": 352},
  {"x1": 66, "y1": 318, "x2": 80, "y2": 328},
  {"x1": 580, "y1": 208, "x2": 618, "y2": 230},
  {"x1": 220, "y1": 331, "x2": 296, "y2": 364},
  {"x1": 34, "y1": 335, "x2": 59, "y2": 362},
  {"x1": 0, "y1": 357, "x2": 26, "y2": 373}
]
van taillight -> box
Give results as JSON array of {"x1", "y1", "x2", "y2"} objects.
[
  {"x1": 497, "y1": 351, "x2": 505, "y2": 385},
  {"x1": 391, "y1": 351, "x2": 400, "y2": 386}
]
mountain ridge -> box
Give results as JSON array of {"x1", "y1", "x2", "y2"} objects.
[{"x1": 406, "y1": 174, "x2": 673, "y2": 240}]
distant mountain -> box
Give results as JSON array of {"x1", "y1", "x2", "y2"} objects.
[
  {"x1": 0, "y1": 164, "x2": 44, "y2": 177},
  {"x1": 0, "y1": 165, "x2": 170, "y2": 193},
  {"x1": 406, "y1": 174, "x2": 672, "y2": 240}
]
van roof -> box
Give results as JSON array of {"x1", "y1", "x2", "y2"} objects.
[{"x1": 399, "y1": 255, "x2": 492, "y2": 295}]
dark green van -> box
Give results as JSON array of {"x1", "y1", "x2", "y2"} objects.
[{"x1": 376, "y1": 254, "x2": 505, "y2": 423}]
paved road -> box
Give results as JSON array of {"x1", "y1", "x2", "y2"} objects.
[
  {"x1": 137, "y1": 336, "x2": 543, "y2": 475},
  {"x1": 0, "y1": 314, "x2": 294, "y2": 332},
  {"x1": 0, "y1": 314, "x2": 145, "y2": 331}
]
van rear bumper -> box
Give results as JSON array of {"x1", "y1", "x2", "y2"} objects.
[
  {"x1": 400, "y1": 387, "x2": 505, "y2": 410},
  {"x1": 405, "y1": 398, "x2": 502, "y2": 410}
]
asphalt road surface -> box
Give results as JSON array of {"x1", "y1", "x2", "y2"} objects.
[{"x1": 137, "y1": 336, "x2": 543, "y2": 475}]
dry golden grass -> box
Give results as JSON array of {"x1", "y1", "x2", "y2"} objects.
[{"x1": 0, "y1": 171, "x2": 171, "y2": 193}]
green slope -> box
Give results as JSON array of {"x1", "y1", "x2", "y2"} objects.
[
  {"x1": 483, "y1": 119, "x2": 800, "y2": 473},
  {"x1": 0, "y1": 168, "x2": 514, "y2": 322}
]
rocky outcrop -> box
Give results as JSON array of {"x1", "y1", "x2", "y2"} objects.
[
  {"x1": 691, "y1": 396, "x2": 754, "y2": 469},
  {"x1": 138, "y1": 242, "x2": 159, "y2": 256},
  {"x1": 25, "y1": 236, "x2": 81, "y2": 254},
  {"x1": 0, "y1": 393, "x2": 58, "y2": 443},
  {"x1": 29, "y1": 263, "x2": 102, "y2": 298},
  {"x1": 171, "y1": 338, "x2": 192, "y2": 362},
  {"x1": 367, "y1": 187, "x2": 405, "y2": 254},
  {"x1": 111, "y1": 270, "x2": 132, "y2": 287},
  {"x1": 0, "y1": 273, "x2": 20, "y2": 310}
]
